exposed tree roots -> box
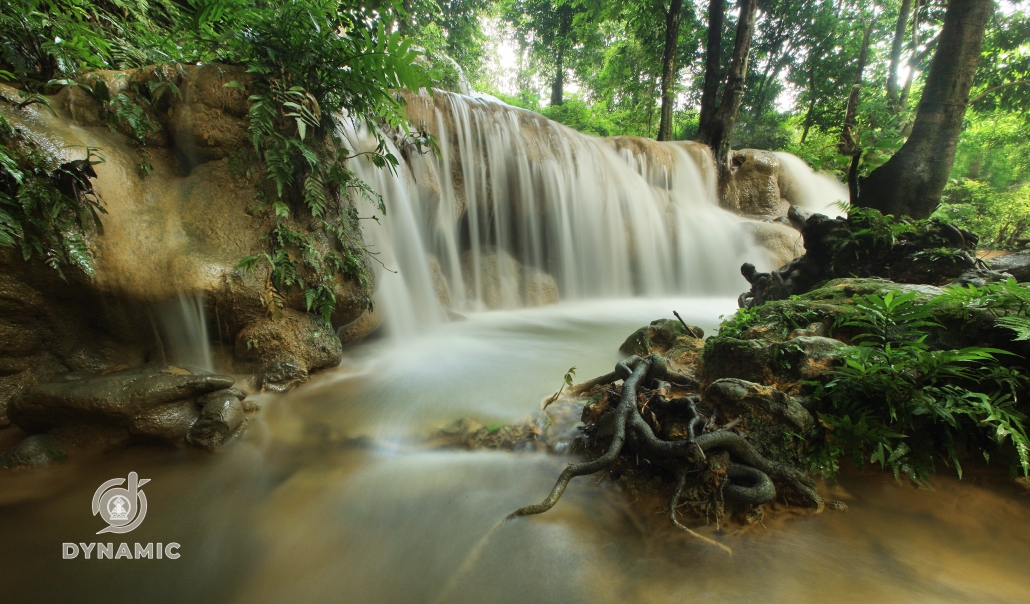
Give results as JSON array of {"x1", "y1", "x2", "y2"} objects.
[{"x1": 507, "y1": 354, "x2": 824, "y2": 548}]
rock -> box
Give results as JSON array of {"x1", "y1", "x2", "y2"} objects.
[
  {"x1": 704, "y1": 379, "x2": 813, "y2": 465},
  {"x1": 186, "y1": 391, "x2": 246, "y2": 450},
  {"x1": 166, "y1": 64, "x2": 251, "y2": 164},
  {"x1": 743, "y1": 221, "x2": 805, "y2": 270},
  {"x1": 891, "y1": 249, "x2": 977, "y2": 284},
  {"x1": 0, "y1": 398, "x2": 8, "y2": 428},
  {"x1": 8, "y1": 367, "x2": 234, "y2": 446},
  {"x1": 953, "y1": 268, "x2": 1015, "y2": 288},
  {"x1": 427, "y1": 255, "x2": 453, "y2": 308},
  {"x1": 787, "y1": 204, "x2": 814, "y2": 231},
  {"x1": 619, "y1": 319, "x2": 703, "y2": 357},
  {"x1": 521, "y1": 266, "x2": 559, "y2": 306},
  {"x1": 0, "y1": 434, "x2": 67, "y2": 470},
  {"x1": 337, "y1": 307, "x2": 382, "y2": 344},
  {"x1": 701, "y1": 337, "x2": 772, "y2": 385},
  {"x1": 235, "y1": 309, "x2": 343, "y2": 390},
  {"x1": 775, "y1": 336, "x2": 847, "y2": 380},
  {"x1": 726, "y1": 150, "x2": 791, "y2": 217},
  {"x1": 788, "y1": 321, "x2": 827, "y2": 339},
  {"x1": 258, "y1": 361, "x2": 307, "y2": 393},
  {"x1": 987, "y1": 251, "x2": 1030, "y2": 282},
  {"x1": 460, "y1": 248, "x2": 560, "y2": 309}
]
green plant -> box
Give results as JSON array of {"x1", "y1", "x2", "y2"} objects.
[
  {"x1": 189, "y1": 0, "x2": 428, "y2": 320},
  {"x1": 0, "y1": 92, "x2": 106, "y2": 276},
  {"x1": 809, "y1": 290, "x2": 1029, "y2": 483},
  {"x1": 935, "y1": 278, "x2": 1030, "y2": 341}
]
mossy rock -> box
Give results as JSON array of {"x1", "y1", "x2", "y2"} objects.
[{"x1": 618, "y1": 319, "x2": 704, "y2": 357}]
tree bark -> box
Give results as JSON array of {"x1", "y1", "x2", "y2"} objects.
[
  {"x1": 550, "y1": 48, "x2": 564, "y2": 106},
  {"x1": 838, "y1": 22, "x2": 874, "y2": 160},
  {"x1": 887, "y1": 0, "x2": 913, "y2": 112},
  {"x1": 898, "y1": 0, "x2": 923, "y2": 114},
  {"x1": 702, "y1": 0, "x2": 759, "y2": 189},
  {"x1": 695, "y1": 0, "x2": 725, "y2": 143},
  {"x1": 658, "y1": 0, "x2": 685, "y2": 141},
  {"x1": 856, "y1": 0, "x2": 993, "y2": 219}
]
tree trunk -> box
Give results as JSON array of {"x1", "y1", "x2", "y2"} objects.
[
  {"x1": 695, "y1": 0, "x2": 725, "y2": 143},
  {"x1": 838, "y1": 22, "x2": 873, "y2": 160},
  {"x1": 899, "y1": 0, "x2": 923, "y2": 113},
  {"x1": 887, "y1": 0, "x2": 913, "y2": 112},
  {"x1": 702, "y1": 0, "x2": 759, "y2": 188},
  {"x1": 550, "y1": 49, "x2": 564, "y2": 106},
  {"x1": 856, "y1": 0, "x2": 992, "y2": 219},
  {"x1": 658, "y1": 0, "x2": 685, "y2": 141}
]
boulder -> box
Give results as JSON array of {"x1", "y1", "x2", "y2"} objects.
[
  {"x1": 726, "y1": 150, "x2": 791, "y2": 218},
  {"x1": 8, "y1": 367, "x2": 235, "y2": 447},
  {"x1": 235, "y1": 309, "x2": 343, "y2": 391},
  {"x1": 460, "y1": 248, "x2": 559, "y2": 309},
  {"x1": 0, "y1": 434, "x2": 67, "y2": 470},
  {"x1": 987, "y1": 251, "x2": 1030, "y2": 282},
  {"x1": 776, "y1": 336, "x2": 847, "y2": 380},
  {"x1": 701, "y1": 337, "x2": 773, "y2": 386},
  {"x1": 619, "y1": 319, "x2": 703, "y2": 357},
  {"x1": 187, "y1": 391, "x2": 247, "y2": 450}
]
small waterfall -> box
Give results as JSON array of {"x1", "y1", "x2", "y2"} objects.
[
  {"x1": 342, "y1": 91, "x2": 764, "y2": 338},
  {"x1": 774, "y1": 152, "x2": 849, "y2": 217},
  {"x1": 154, "y1": 294, "x2": 214, "y2": 371}
]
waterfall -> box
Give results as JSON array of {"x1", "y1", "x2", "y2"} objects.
[
  {"x1": 155, "y1": 294, "x2": 214, "y2": 371},
  {"x1": 342, "y1": 91, "x2": 766, "y2": 338}
]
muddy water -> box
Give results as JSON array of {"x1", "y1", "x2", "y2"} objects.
[{"x1": 3, "y1": 299, "x2": 1030, "y2": 604}]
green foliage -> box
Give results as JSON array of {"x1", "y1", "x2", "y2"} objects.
[
  {"x1": 0, "y1": 93, "x2": 106, "y2": 277},
  {"x1": 190, "y1": 0, "x2": 427, "y2": 320},
  {"x1": 809, "y1": 290, "x2": 1030, "y2": 483},
  {"x1": 935, "y1": 278, "x2": 1030, "y2": 342}
]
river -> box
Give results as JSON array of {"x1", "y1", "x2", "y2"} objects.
[{"x1": 2, "y1": 297, "x2": 1029, "y2": 604}]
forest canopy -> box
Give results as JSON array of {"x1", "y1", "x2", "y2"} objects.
[{"x1": 1, "y1": 0, "x2": 1028, "y2": 247}]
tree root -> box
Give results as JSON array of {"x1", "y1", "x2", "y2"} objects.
[{"x1": 508, "y1": 354, "x2": 824, "y2": 531}]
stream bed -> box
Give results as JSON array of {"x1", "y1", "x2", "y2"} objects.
[{"x1": 2, "y1": 298, "x2": 1030, "y2": 604}]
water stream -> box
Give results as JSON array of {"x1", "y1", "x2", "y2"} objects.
[{"x1": 2, "y1": 299, "x2": 1030, "y2": 604}]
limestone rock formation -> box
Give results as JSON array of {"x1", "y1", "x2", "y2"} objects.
[
  {"x1": 7, "y1": 367, "x2": 246, "y2": 448},
  {"x1": 460, "y1": 248, "x2": 559, "y2": 309},
  {"x1": 234, "y1": 309, "x2": 344, "y2": 392}
]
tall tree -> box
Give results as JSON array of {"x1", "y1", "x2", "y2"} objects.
[
  {"x1": 839, "y1": 20, "x2": 874, "y2": 203},
  {"x1": 857, "y1": 0, "x2": 993, "y2": 218},
  {"x1": 694, "y1": 0, "x2": 759, "y2": 188},
  {"x1": 886, "y1": 0, "x2": 914, "y2": 113},
  {"x1": 657, "y1": 0, "x2": 685, "y2": 141},
  {"x1": 695, "y1": 0, "x2": 726, "y2": 141}
]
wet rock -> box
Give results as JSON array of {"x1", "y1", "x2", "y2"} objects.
[
  {"x1": 8, "y1": 367, "x2": 234, "y2": 446},
  {"x1": 953, "y1": 268, "x2": 1015, "y2": 288},
  {"x1": 987, "y1": 251, "x2": 1030, "y2": 282},
  {"x1": 701, "y1": 338, "x2": 772, "y2": 385},
  {"x1": 726, "y1": 150, "x2": 790, "y2": 218},
  {"x1": 704, "y1": 379, "x2": 813, "y2": 464},
  {"x1": 337, "y1": 307, "x2": 382, "y2": 345},
  {"x1": 743, "y1": 221, "x2": 806, "y2": 270},
  {"x1": 427, "y1": 255, "x2": 453, "y2": 308},
  {"x1": 187, "y1": 390, "x2": 246, "y2": 450},
  {"x1": 166, "y1": 64, "x2": 251, "y2": 164},
  {"x1": 235, "y1": 309, "x2": 343, "y2": 390},
  {"x1": 775, "y1": 336, "x2": 846, "y2": 380},
  {"x1": 521, "y1": 266, "x2": 559, "y2": 306},
  {"x1": 460, "y1": 248, "x2": 559, "y2": 309},
  {"x1": 891, "y1": 249, "x2": 977, "y2": 284},
  {"x1": 258, "y1": 361, "x2": 307, "y2": 393},
  {"x1": 619, "y1": 319, "x2": 703, "y2": 357},
  {"x1": 787, "y1": 204, "x2": 814, "y2": 231},
  {"x1": 0, "y1": 434, "x2": 67, "y2": 470}
]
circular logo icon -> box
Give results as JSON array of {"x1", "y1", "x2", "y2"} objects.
[{"x1": 93, "y1": 472, "x2": 150, "y2": 535}]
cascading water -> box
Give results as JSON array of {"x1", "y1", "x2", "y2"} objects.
[
  {"x1": 343, "y1": 91, "x2": 766, "y2": 338},
  {"x1": 154, "y1": 293, "x2": 214, "y2": 371}
]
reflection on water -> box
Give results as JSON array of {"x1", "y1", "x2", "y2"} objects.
[{"x1": 2, "y1": 298, "x2": 1030, "y2": 604}]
